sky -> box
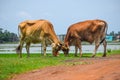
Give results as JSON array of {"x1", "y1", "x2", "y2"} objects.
[{"x1": 0, "y1": 0, "x2": 120, "y2": 35}]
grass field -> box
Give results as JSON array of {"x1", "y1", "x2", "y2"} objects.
[{"x1": 0, "y1": 50, "x2": 120, "y2": 80}]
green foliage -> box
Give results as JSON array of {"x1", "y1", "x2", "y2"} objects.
[
  {"x1": 0, "y1": 54, "x2": 65, "y2": 80},
  {"x1": 107, "y1": 50, "x2": 120, "y2": 55},
  {"x1": 0, "y1": 28, "x2": 18, "y2": 43},
  {"x1": 0, "y1": 51, "x2": 120, "y2": 80}
]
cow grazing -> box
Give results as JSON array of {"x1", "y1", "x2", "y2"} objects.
[
  {"x1": 16, "y1": 19, "x2": 62, "y2": 58},
  {"x1": 62, "y1": 19, "x2": 108, "y2": 57}
]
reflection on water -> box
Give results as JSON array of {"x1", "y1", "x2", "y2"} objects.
[{"x1": 0, "y1": 43, "x2": 120, "y2": 54}]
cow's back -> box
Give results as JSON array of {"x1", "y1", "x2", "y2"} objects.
[
  {"x1": 18, "y1": 19, "x2": 59, "y2": 44},
  {"x1": 65, "y1": 19, "x2": 107, "y2": 43}
]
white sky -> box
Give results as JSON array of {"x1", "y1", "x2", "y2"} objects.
[{"x1": 0, "y1": 0, "x2": 120, "y2": 34}]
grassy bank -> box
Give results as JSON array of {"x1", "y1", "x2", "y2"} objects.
[{"x1": 0, "y1": 50, "x2": 120, "y2": 80}]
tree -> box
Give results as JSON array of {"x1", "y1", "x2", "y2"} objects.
[
  {"x1": 0, "y1": 28, "x2": 19, "y2": 43},
  {"x1": 110, "y1": 31, "x2": 115, "y2": 36},
  {"x1": 109, "y1": 31, "x2": 116, "y2": 40},
  {"x1": 0, "y1": 28, "x2": 3, "y2": 34},
  {"x1": 118, "y1": 31, "x2": 120, "y2": 35}
]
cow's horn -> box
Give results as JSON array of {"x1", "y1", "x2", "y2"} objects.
[{"x1": 51, "y1": 43, "x2": 55, "y2": 47}]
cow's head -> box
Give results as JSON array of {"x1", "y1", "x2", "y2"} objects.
[
  {"x1": 52, "y1": 42, "x2": 62, "y2": 56},
  {"x1": 61, "y1": 44, "x2": 69, "y2": 56}
]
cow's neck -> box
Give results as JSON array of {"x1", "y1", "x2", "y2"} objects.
[
  {"x1": 64, "y1": 38, "x2": 70, "y2": 47},
  {"x1": 50, "y1": 34, "x2": 60, "y2": 44}
]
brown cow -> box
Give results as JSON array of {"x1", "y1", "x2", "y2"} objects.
[
  {"x1": 62, "y1": 19, "x2": 108, "y2": 57},
  {"x1": 16, "y1": 19, "x2": 62, "y2": 58}
]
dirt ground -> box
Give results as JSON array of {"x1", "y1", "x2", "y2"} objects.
[{"x1": 11, "y1": 55, "x2": 120, "y2": 80}]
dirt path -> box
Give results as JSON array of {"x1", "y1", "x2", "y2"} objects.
[{"x1": 11, "y1": 55, "x2": 120, "y2": 80}]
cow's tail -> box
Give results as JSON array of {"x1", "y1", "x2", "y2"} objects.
[
  {"x1": 18, "y1": 25, "x2": 21, "y2": 39},
  {"x1": 99, "y1": 21, "x2": 108, "y2": 44},
  {"x1": 16, "y1": 25, "x2": 21, "y2": 54},
  {"x1": 18, "y1": 26, "x2": 19, "y2": 38}
]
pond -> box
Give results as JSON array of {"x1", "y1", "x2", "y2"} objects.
[{"x1": 0, "y1": 43, "x2": 120, "y2": 54}]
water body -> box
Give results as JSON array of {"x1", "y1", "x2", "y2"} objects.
[{"x1": 0, "y1": 43, "x2": 120, "y2": 54}]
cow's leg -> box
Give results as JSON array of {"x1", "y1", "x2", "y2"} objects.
[
  {"x1": 75, "y1": 45, "x2": 78, "y2": 56},
  {"x1": 17, "y1": 36, "x2": 26, "y2": 58},
  {"x1": 78, "y1": 42, "x2": 82, "y2": 57},
  {"x1": 43, "y1": 45, "x2": 47, "y2": 56},
  {"x1": 102, "y1": 40, "x2": 107, "y2": 57},
  {"x1": 92, "y1": 42, "x2": 100, "y2": 57},
  {"x1": 16, "y1": 40, "x2": 24, "y2": 58},
  {"x1": 20, "y1": 41, "x2": 24, "y2": 58},
  {"x1": 26, "y1": 42, "x2": 31, "y2": 58},
  {"x1": 75, "y1": 39, "x2": 82, "y2": 57},
  {"x1": 42, "y1": 40, "x2": 47, "y2": 56}
]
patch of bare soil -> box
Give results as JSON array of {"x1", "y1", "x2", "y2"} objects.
[{"x1": 11, "y1": 55, "x2": 120, "y2": 80}]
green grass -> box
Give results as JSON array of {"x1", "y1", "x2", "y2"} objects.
[{"x1": 0, "y1": 50, "x2": 120, "y2": 80}]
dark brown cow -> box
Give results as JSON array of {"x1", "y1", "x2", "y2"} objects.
[
  {"x1": 16, "y1": 19, "x2": 62, "y2": 58},
  {"x1": 62, "y1": 19, "x2": 108, "y2": 57}
]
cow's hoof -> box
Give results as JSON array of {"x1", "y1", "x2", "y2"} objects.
[
  {"x1": 53, "y1": 54, "x2": 59, "y2": 57},
  {"x1": 65, "y1": 55, "x2": 69, "y2": 57},
  {"x1": 92, "y1": 55, "x2": 95, "y2": 58},
  {"x1": 102, "y1": 54, "x2": 106, "y2": 57},
  {"x1": 74, "y1": 55, "x2": 78, "y2": 57}
]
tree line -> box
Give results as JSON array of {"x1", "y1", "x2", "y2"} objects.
[
  {"x1": 108, "y1": 31, "x2": 120, "y2": 40},
  {"x1": 0, "y1": 28, "x2": 19, "y2": 43}
]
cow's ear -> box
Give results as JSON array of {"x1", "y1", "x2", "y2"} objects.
[
  {"x1": 51, "y1": 43, "x2": 55, "y2": 47},
  {"x1": 62, "y1": 45, "x2": 69, "y2": 50}
]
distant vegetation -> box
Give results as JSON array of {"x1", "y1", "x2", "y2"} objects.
[
  {"x1": 0, "y1": 28, "x2": 19, "y2": 43},
  {"x1": 108, "y1": 31, "x2": 120, "y2": 41}
]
